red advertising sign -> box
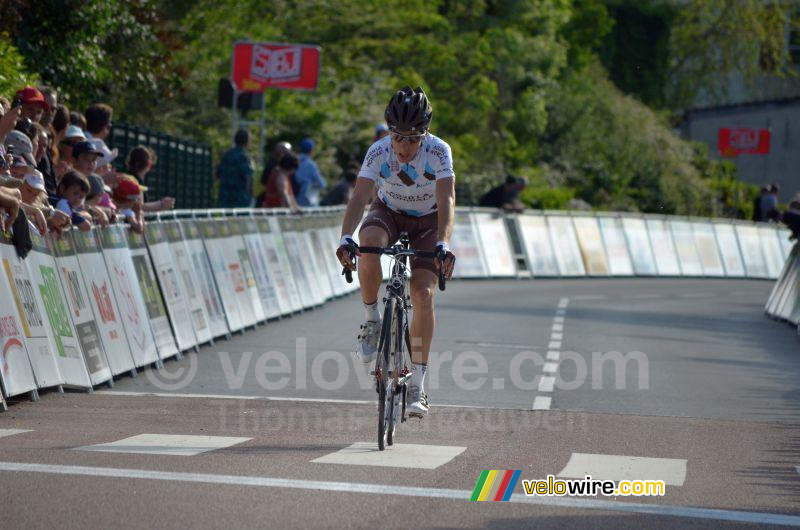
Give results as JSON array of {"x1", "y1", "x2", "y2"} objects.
[
  {"x1": 232, "y1": 41, "x2": 320, "y2": 92},
  {"x1": 718, "y1": 127, "x2": 770, "y2": 157}
]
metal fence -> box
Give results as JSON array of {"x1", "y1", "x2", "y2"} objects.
[{"x1": 108, "y1": 123, "x2": 214, "y2": 209}]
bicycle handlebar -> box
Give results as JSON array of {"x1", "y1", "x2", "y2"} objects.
[{"x1": 341, "y1": 244, "x2": 447, "y2": 291}]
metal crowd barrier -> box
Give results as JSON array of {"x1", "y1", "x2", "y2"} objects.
[{"x1": 0, "y1": 206, "x2": 793, "y2": 410}]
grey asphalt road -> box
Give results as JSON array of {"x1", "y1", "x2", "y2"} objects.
[{"x1": 1, "y1": 278, "x2": 799, "y2": 529}]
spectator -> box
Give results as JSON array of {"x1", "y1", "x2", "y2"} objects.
[
  {"x1": 261, "y1": 153, "x2": 301, "y2": 213},
  {"x1": 113, "y1": 176, "x2": 145, "y2": 233},
  {"x1": 69, "y1": 111, "x2": 87, "y2": 131},
  {"x1": 5, "y1": 130, "x2": 38, "y2": 170},
  {"x1": 14, "y1": 86, "x2": 50, "y2": 125},
  {"x1": 54, "y1": 170, "x2": 92, "y2": 232},
  {"x1": 216, "y1": 129, "x2": 254, "y2": 207},
  {"x1": 126, "y1": 145, "x2": 175, "y2": 211},
  {"x1": 321, "y1": 166, "x2": 358, "y2": 206},
  {"x1": 261, "y1": 140, "x2": 292, "y2": 186},
  {"x1": 479, "y1": 175, "x2": 527, "y2": 212},
  {"x1": 51, "y1": 105, "x2": 70, "y2": 144},
  {"x1": 32, "y1": 123, "x2": 50, "y2": 166},
  {"x1": 768, "y1": 204, "x2": 800, "y2": 241},
  {"x1": 58, "y1": 124, "x2": 87, "y2": 167},
  {"x1": 373, "y1": 123, "x2": 390, "y2": 143},
  {"x1": 72, "y1": 141, "x2": 103, "y2": 177},
  {"x1": 0, "y1": 186, "x2": 21, "y2": 233},
  {"x1": 293, "y1": 137, "x2": 325, "y2": 207},
  {"x1": 38, "y1": 86, "x2": 58, "y2": 128},
  {"x1": 762, "y1": 184, "x2": 779, "y2": 221},
  {"x1": 19, "y1": 168, "x2": 69, "y2": 235},
  {"x1": 84, "y1": 103, "x2": 113, "y2": 149},
  {"x1": 85, "y1": 174, "x2": 110, "y2": 227}
]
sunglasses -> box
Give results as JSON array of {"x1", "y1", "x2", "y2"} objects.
[{"x1": 390, "y1": 131, "x2": 426, "y2": 144}]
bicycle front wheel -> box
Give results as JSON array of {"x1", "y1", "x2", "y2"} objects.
[{"x1": 376, "y1": 297, "x2": 396, "y2": 451}]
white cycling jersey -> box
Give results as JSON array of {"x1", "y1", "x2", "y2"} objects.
[{"x1": 358, "y1": 134, "x2": 455, "y2": 217}]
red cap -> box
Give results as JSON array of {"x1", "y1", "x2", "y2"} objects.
[
  {"x1": 112, "y1": 178, "x2": 144, "y2": 202},
  {"x1": 15, "y1": 86, "x2": 50, "y2": 112}
]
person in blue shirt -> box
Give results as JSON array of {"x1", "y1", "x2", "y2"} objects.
[
  {"x1": 216, "y1": 129, "x2": 254, "y2": 207},
  {"x1": 292, "y1": 137, "x2": 326, "y2": 207}
]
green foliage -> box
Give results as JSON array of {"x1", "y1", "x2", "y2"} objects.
[
  {"x1": 519, "y1": 184, "x2": 576, "y2": 210},
  {"x1": 2, "y1": 0, "x2": 175, "y2": 116},
  {"x1": 0, "y1": 32, "x2": 38, "y2": 96}
]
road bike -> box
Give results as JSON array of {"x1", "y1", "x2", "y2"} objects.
[{"x1": 343, "y1": 233, "x2": 446, "y2": 450}]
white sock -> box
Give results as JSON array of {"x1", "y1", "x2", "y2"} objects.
[
  {"x1": 413, "y1": 363, "x2": 427, "y2": 394},
  {"x1": 364, "y1": 300, "x2": 379, "y2": 322}
]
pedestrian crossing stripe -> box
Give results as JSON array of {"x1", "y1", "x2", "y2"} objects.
[{"x1": 470, "y1": 469, "x2": 521, "y2": 501}]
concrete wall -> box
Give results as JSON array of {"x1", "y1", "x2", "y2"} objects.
[{"x1": 681, "y1": 99, "x2": 800, "y2": 203}]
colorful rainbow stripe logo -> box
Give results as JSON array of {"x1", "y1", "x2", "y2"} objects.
[{"x1": 470, "y1": 470, "x2": 521, "y2": 501}]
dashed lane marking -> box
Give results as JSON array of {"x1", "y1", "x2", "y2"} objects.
[
  {"x1": 0, "y1": 429, "x2": 32, "y2": 439},
  {"x1": 538, "y1": 376, "x2": 555, "y2": 393},
  {"x1": 532, "y1": 396, "x2": 552, "y2": 410},
  {"x1": 75, "y1": 434, "x2": 252, "y2": 457},
  {"x1": 1, "y1": 462, "x2": 798, "y2": 526},
  {"x1": 311, "y1": 442, "x2": 466, "y2": 469},
  {"x1": 559, "y1": 453, "x2": 687, "y2": 486}
]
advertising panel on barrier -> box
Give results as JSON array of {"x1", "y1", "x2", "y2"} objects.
[
  {"x1": 0, "y1": 235, "x2": 64, "y2": 389},
  {"x1": 307, "y1": 218, "x2": 339, "y2": 299},
  {"x1": 198, "y1": 219, "x2": 245, "y2": 332},
  {"x1": 547, "y1": 215, "x2": 585, "y2": 277},
  {"x1": 691, "y1": 222, "x2": 725, "y2": 277},
  {"x1": 473, "y1": 212, "x2": 516, "y2": 277},
  {"x1": 182, "y1": 220, "x2": 230, "y2": 339},
  {"x1": 128, "y1": 229, "x2": 179, "y2": 359},
  {"x1": 572, "y1": 216, "x2": 610, "y2": 276},
  {"x1": 100, "y1": 225, "x2": 160, "y2": 367},
  {"x1": 779, "y1": 230, "x2": 794, "y2": 259},
  {"x1": 788, "y1": 257, "x2": 800, "y2": 324},
  {"x1": 621, "y1": 217, "x2": 657, "y2": 275},
  {"x1": 145, "y1": 222, "x2": 198, "y2": 352},
  {"x1": 645, "y1": 218, "x2": 681, "y2": 276},
  {"x1": 25, "y1": 229, "x2": 91, "y2": 388},
  {"x1": 0, "y1": 234, "x2": 38, "y2": 397},
  {"x1": 242, "y1": 217, "x2": 281, "y2": 319},
  {"x1": 279, "y1": 217, "x2": 319, "y2": 308},
  {"x1": 257, "y1": 216, "x2": 302, "y2": 315},
  {"x1": 318, "y1": 218, "x2": 347, "y2": 297},
  {"x1": 164, "y1": 221, "x2": 212, "y2": 345},
  {"x1": 228, "y1": 217, "x2": 267, "y2": 325},
  {"x1": 72, "y1": 229, "x2": 136, "y2": 376},
  {"x1": 769, "y1": 247, "x2": 798, "y2": 320},
  {"x1": 51, "y1": 233, "x2": 112, "y2": 386},
  {"x1": 712, "y1": 223, "x2": 746, "y2": 277},
  {"x1": 517, "y1": 215, "x2": 559, "y2": 277},
  {"x1": 669, "y1": 220, "x2": 703, "y2": 276},
  {"x1": 758, "y1": 226, "x2": 785, "y2": 279},
  {"x1": 450, "y1": 211, "x2": 488, "y2": 278},
  {"x1": 735, "y1": 224, "x2": 769, "y2": 278},
  {"x1": 598, "y1": 216, "x2": 634, "y2": 276},
  {"x1": 297, "y1": 217, "x2": 331, "y2": 304}
]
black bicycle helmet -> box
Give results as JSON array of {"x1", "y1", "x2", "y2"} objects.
[{"x1": 384, "y1": 86, "x2": 432, "y2": 133}]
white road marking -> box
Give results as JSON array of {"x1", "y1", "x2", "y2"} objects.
[
  {"x1": 311, "y1": 442, "x2": 465, "y2": 469},
  {"x1": 548, "y1": 341, "x2": 562, "y2": 350},
  {"x1": 0, "y1": 429, "x2": 32, "y2": 439},
  {"x1": 76, "y1": 434, "x2": 252, "y2": 457},
  {"x1": 538, "y1": 376, "x2": 555, "y2": 393},
  {"x1": 553, "y1": 316, "x2": 565, "y2": 324},
  {"x1": 559, "y1": 453, "x2": 687, "y2": 486},
  {"x1": 552, "y1": 323, "x2": 563, "y2": 332},
  {"x1": 532, "y1": 396, "x2": 551, "y2": 410},
  {"x1": 1, "y1": 462, "x2": 798, "y2": 526},
  {"x1": 546, "y1": 350, "x2": 560, "y2": 361},
  {"x1": 558, "y1": 298, "x2": 570, "y2": 308},
  {"x1": 542, "y1": 362, "x2": 559, "y2": 374},
  {"x1": 550, "y1": 332, "x2": 563, "y2": 341},
  {"x1": 96, "y1": 391, "x2": 491, "y2": 410}
]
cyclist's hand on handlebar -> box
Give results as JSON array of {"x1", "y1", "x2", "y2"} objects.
[
  {"x1": 435, "y1": 241, "x2": 456, "y2": 280},
  {"x1": 336, "y1": 236, "x2": 359, "y2": 271}
]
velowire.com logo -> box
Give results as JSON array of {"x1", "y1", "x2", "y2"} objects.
[{"x1": 470, "y1": 470, "x2": 521, "y2": 502}]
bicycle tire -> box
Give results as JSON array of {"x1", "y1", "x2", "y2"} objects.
[{"x1": 377, "y1": 297, "x2": 396, "y2": 451}]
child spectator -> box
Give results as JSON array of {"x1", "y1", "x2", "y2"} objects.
[
  {"x1": 55, "y1": 170, "x2": 92, "y2": 231},
  {"x1": 113, "y1": 176, "x2": 145, "y2": 233},
  {"x1": 126, "y1": 145, "x2": 175, "y2": 211}
]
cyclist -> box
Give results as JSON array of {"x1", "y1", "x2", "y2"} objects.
[{"x1": 337, "y1": 86, "x2": 456, "y2": 418}]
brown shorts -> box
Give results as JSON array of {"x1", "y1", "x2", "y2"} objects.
[{"x1": 360, "y1": 200, "x2": 438, "y2": 274}]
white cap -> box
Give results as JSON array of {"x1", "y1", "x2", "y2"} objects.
[
  {"x1": 90, "y1": 138, "x2": 118, "y2": 166},
  {"x1": 64, "y1": 125, "x2": 86, "y2": 140},
  {"x1": 24, "y1": 169, "x2": 46, "y2": 192}
]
